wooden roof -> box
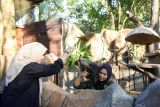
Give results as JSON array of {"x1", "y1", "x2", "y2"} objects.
[{"x1": 125, "y1": 27, "x2": 160, "y2": 44}]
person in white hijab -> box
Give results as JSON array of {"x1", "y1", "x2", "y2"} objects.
[{"x1": 0, "y1": 42, "x2": 69, "y2": 107}]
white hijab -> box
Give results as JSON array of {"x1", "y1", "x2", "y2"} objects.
[{"x1": 5, "y1": 42, "x2": 47, "y2": 86}]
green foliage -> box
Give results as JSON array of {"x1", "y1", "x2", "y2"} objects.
[
  {"x1": 39, "y1": 0, "x2": 64, "y2": 20},
  {"x1": 65, "y1": 41, "x2": 93, "y2": 69},
  {"x1": 121, "y1": 0, "x2": 151, "y2": 28},
  {"x1": 39, "y1": 0, "x2": 151, "y2": 32},
  {"x1": 38, "y1": 0, "x2": 153, "y2": 67},
  {"x1": 77, "y1": 1, "x2": 109, "y2": 33}
]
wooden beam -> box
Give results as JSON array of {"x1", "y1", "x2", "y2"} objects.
[{"x1": 118, "y1": 60, "x2": 159, "y2": 80}]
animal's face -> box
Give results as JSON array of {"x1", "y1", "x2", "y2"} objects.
[
  {"x1": 108, "y1": 29, "x2": 132, "y2": 53},
  {"x1": 78, "y1": 29, "x2": 133, "y2": 64},
  {"x1": 63, "y1": 21, "x2": 84, "y2": 48},
  {"x1": 80, "y1": 32, "x2": 112, "y2": 61}
]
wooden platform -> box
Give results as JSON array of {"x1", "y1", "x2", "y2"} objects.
[{"x1": 125, "y1": 27, "x2": 160, "y2": 44}]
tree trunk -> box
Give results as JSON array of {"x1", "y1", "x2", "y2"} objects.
[
  {"x1": 149, "y1": 0, "x2": 160, "y2": 61},
  {"x1": 108, "y1": 1, "x2": 115, "y2": 30},
  {"x1": 0, "y1": 6, "x2": 4, "y2": 79},
  {"x1": 1, "y1": 0, "x2": 17, "y2": 75},
  {"x1": 150, "y1": 0, "x2": 159, "y2": 31},
  {"x1": 118, "y1": 0, "x2": 122, "y2": 30},
  {"x1": 0, "y1": 7, "x2": 3, "y2": 55}
]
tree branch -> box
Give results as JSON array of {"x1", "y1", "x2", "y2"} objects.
[{"x1": 126, "y1": 11, "x2": 144, "y2": 27}]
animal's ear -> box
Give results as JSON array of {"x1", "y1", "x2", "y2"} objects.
[
  {"x1": 100, "y1": 29, "x2": 106, "y2": 37},
  {"x1": 78, "y1": 36, "x2": 88, "y2": 41},
  {"x1": 79, "y1": 33, "x2": 95, "y2": 42}
]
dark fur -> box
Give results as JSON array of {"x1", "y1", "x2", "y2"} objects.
[
  {"x1": 79, "y1": 58, "x2": 99, "y2": 83},
  {"x1": 78, "y1": 58, "x2": 117, "y2": 85}
]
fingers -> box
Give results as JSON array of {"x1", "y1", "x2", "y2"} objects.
[
  {"x1": 81, "y1": 71, "x2": 89, "y2": 78},
  {"x1": 60, "y1": 53, "x2": 68, "y2": 63},
  {"x1": 65, "y1": 47, "x2": 77, "y2": 53}
]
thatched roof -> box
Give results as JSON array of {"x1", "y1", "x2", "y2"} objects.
[{"x1": 125, "y1": 27, "x2": 160, "y2": 44}]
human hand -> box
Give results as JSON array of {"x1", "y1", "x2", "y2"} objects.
[
  {"x1": 81, "y1": 71, "x2": 89, "y2": 78},
  {"x1": 60, "y1": 53, "x2": 68, "y2": 63},
  {"x1": 40, "y1": 53, "x2": 58, "y2": 64},
  {"x1": 64, "y1": 47, "x2": 77, "y2": 54}
]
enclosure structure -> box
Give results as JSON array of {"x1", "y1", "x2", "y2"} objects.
[{"x1": 124, "y1": 26, "x2": 160, "y2": 92}]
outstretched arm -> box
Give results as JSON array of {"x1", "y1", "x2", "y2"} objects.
[
  {"x1": 25, "y1": 47, "x2": 76, "y2": 78},
  {"x1": 26, "y1": 58, "x2": 64, "y2": 78}
]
